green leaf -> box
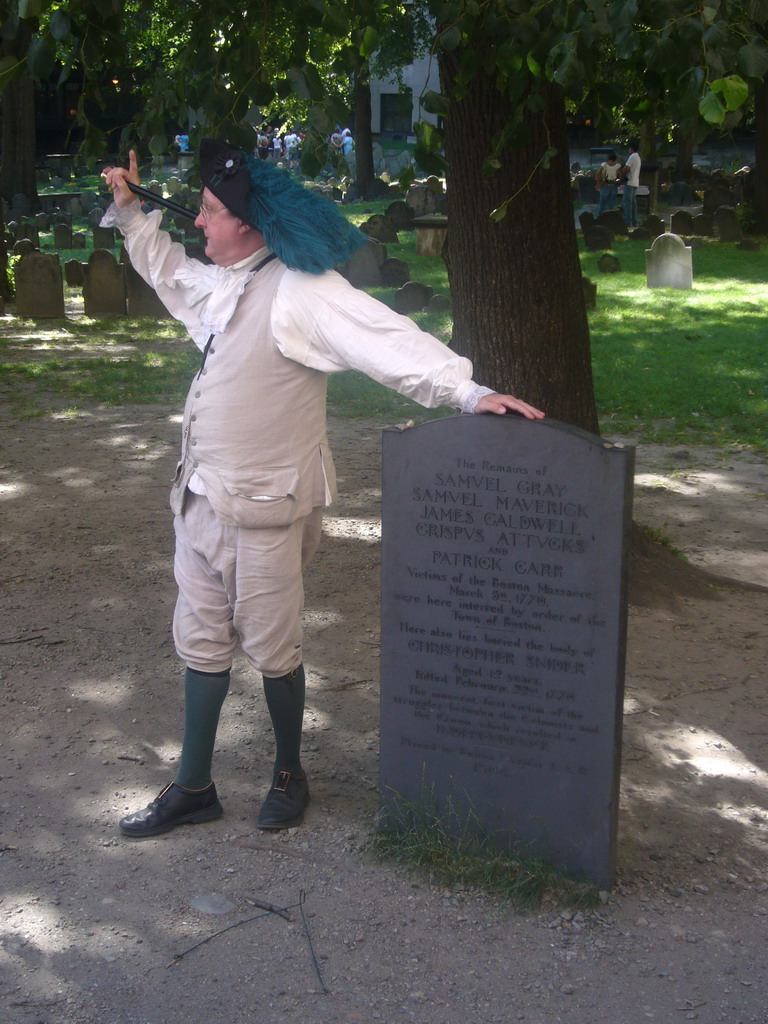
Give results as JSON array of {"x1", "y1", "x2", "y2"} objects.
[
  {"x1": 698, "y1": 90, "x2": 725, "y2": 125},
  {"x1": 710, "y1": 74, "x2": 749, "y2": 111},
  {"x1": 489, "y1": 197, "x2": 511, "y2": 222},
  {"x1": 25, "y1": 33, "x2": 55, "y2": 80},
  {"x1": 0, "y1": 54, "x2": 25, "y2": 90},
  {"x1": 18, "y1": 0, "x2": 49, "y2": 19},
  {"x1": 248, "y1": 80, "x2": 275, "y2": 107},
  {"x1": 49, "y1": 9, "x2": 71, "y2": 42},
  {"x1": 361, "y1": 25, "x2": 379, "y2": 58},
  {"x1": 437, "y1": 25, "x2": 462, "y2": 52},
  {"x1": 322, "y1": 4, "x2": 349, "y2": 37},
  {"x1": 421, "y1": 89, "x2": 450, "y2": 117},
  {"x1": 398, "y1": 164, "x2": 416, "y2": 191},
  {"x1": 738, "y1": 41, "x2": 768, "y2": 81}
]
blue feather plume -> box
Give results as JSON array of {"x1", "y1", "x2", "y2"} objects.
[{"x1": 242, "y1": 154, "x2": 368, "y2": 274}]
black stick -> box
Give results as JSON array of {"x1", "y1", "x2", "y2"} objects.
[{"x1": 125, "y1": 182, "x2": 197, "y2": 220}]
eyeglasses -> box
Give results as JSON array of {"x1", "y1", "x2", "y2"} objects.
[{"x1": 196, "y1": 197, "x2": 232, "y2": 222}]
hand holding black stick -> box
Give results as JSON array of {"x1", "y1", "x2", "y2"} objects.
[
  {"x1": 125, "y1": 182, "x2": 197, "y2": 221},
  {"x1": 101, "y1": 150, "x2": 197, "y2": 221}
]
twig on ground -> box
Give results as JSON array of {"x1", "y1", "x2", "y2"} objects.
[{"x1": 166, "y1": 899, "x2": 301, "y2": 968}]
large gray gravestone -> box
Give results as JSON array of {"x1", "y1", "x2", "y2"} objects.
[{"x1": 380, "y1": 416, "x2": 633, "y2": 886}]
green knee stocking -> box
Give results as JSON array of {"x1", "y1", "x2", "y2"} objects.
[
  {"x1": 174, "y1": 666, "x2": 231, "y2": 791},
  {"x1": 262, "y1": 664, "x2": 305, "y2": 776}
]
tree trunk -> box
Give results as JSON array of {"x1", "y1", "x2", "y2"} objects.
[
  {"x1": 352, "y1": 68, "x2": 375, "y2": 194},
  {"x1": 753, "y1": 74, "x2": 768, "y2": 233},
  {"x1": 438, "y1": 60, "x2": 598, "y2": 433},
  {"x1": 1, "y1": 19, "x2": 38, "y2": 207},
  {"x1": 673, "y1": 124, "x2": 697, "y2": 182}
]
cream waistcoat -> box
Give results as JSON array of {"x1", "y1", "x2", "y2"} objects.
[{"x1": 171, "y1": 257, "x2": 335, "y2": 526}]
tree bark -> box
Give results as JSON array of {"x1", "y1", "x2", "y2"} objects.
[
  {"x1": 438, "y1": 59, "x2": 598, "y2": 433},
  {"x1": 352, "y1": 67, "x2": 375, "y2": 195},
  {"x1": 753, "y1": 74, "x2": 768, "y2": 233},
  {"x1": 673, "y1": 124, "x2": 697, "y2": 182},
  {"x1": 1, "y1": 18, "x2": 39, "y2": 208}
]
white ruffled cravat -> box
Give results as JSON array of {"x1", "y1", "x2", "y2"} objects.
[{"x1": 172, "y1": 249, "x2": 270, "y2": 339}]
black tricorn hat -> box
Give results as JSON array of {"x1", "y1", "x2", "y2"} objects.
[
  {"x1": 197, "y1": 136, "x2": 368, "y2": 273},
  {"x1": 199, "y1": 138, "x2": 253, "y2": 226}
]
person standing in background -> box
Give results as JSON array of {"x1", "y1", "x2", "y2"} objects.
[
  {"x1": 595, "y1": 152, "x2": 621, "y2": 217},
  {"x1": 621, "y1": 140, "x2": 642, "y2": 228}
]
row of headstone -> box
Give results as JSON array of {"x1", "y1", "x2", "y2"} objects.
[
  {"x1": 5, "y1": 221, "x2": 116, "y2": 251},
  {"x1": 580, "y1": 206, "x2": 742, "y2": 250},
  {"x1": 342, "y1": 237, "x2": 450, "y2": 314},
  {"x1": 12, "y1": 247, "x2": 171, "y2": 319}
]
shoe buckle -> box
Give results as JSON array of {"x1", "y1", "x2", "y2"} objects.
[{"x1": 274, "y1": 770, "x2": 292, "y2": 793}]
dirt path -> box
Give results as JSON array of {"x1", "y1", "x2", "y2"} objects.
[{"x1": 1, "y1": 402, "x2": 767, "y2": 1024}]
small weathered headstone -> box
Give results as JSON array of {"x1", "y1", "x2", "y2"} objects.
[
  {"x1": 13, "y1": 238, "x2": 36, "y2": 257},
  {"x1": 64, "y1": 259, "x2": 86, "y2": 286},
  {"x1": 82, "y1": 249, "x2": 127, "y2": 316},
  {"x1": 17, "y1": 221, "x2": 39, "y2": 247},
  {"x1": 427, "y1": 293, "x2": 452, "y2": 312},
  {"x1": 578, "y1": 211, "x2": 594, "y2": 233},
  {"x1": 361, "y1": 214, "x2": 399, "y2": 244},
  {"x1": 406, "y1": 184, "x2": 439, "y2": 217},
  {"x1": 92, "y1": 225, "x2": 116, "y2": 250},
  {"x1": 123, "y1": 258, "x2": 170, "y2": 318},
  {"x1": 597, "y1": 253, "x2": 621, "y2": 273},
  {"x1": 670, "y1": 210, "x2": 693, "y2": 235},
  {"x1": 385, "y1": 200, "x2": 414, "y2": 232},
  {"x1": 379, "y1": 416, "x2": 633, "y2": 886},
  {"x1": 393, "y1": 280, "x2": 432, "y2": 314},
  {"x1": 53, "y1": 222, "x2": 74, "y2": 250},
  {"x1": 342, "y1": 237, "x2": 386, "y2": 288},
  {"x1": 691, "y1": 213, "x2": 714, "y2": 236},
  {"x1": 713, "y1": 205, "x2": 742, "y2": 242},
  {"x1": 15, "y1": 252, "x2": 65, "y2": 317},
  {"x1": 596, "y1": 210, "x2": 627, "y2": 235},
  {"x1": 583, "y1": 225, "x2": 613, "y2": 251},
  {"x1": 645, "y1": 232, "x2": 693, "y2": 289},
  {"x1": 641, "y1": 214, "x2": 665, "y2": 238},
  {"x1": 380, "y1": 257, "x2": 411, "y2": 287}
]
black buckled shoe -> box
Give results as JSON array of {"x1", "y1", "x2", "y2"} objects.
[
  {"x1": 119, "y1": 781, "x2": 223, "y2": 838},
  {"x1": 257, "y1": 770, "x2": 310, "y2": 830}
]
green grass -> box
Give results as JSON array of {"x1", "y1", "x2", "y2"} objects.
[
  {"x1": 582, "y1": 236, "x2": 768, "y2": 448},
  {"x1": 4, "y1": 196, "x2": 768, "y2": 450},
  {"x1": 371, "y1": 795, "x2": 599, "y2": 910}
]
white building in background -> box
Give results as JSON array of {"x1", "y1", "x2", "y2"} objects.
[{"x1": 369, "y1": 53, "x2": 441, "y2": 138}]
